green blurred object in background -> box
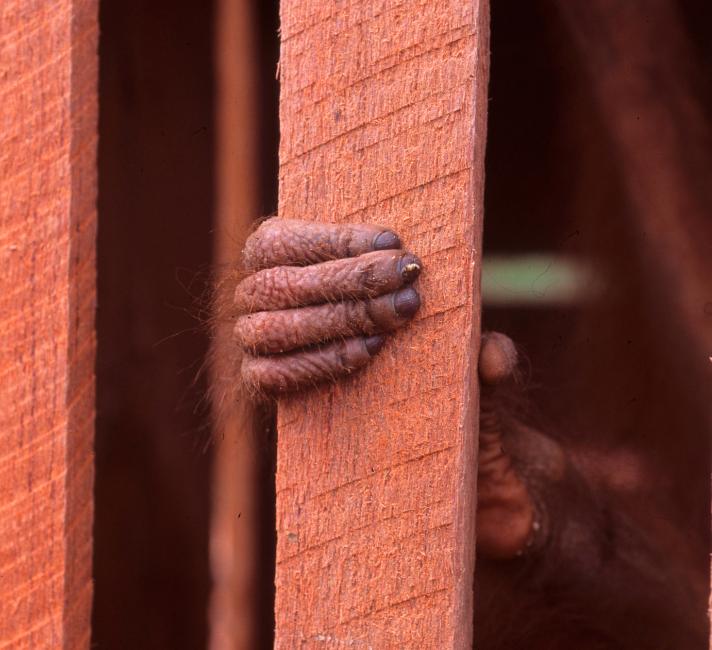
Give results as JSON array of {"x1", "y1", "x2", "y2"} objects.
[{"x1": 482, "y1": 255, "x2": 598, "y2": 306}]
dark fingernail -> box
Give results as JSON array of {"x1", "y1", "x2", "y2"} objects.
[
  {"x1": 393, "y1": 287, "x2": 421, "y2": 318},
  {"x1": 364, "y1": 335, "x2": 386, "y2": 356},
  {"x1": 373, "y1": 230, "x2": 401, "y2": 250},
  {"x1": 398, "y1": 254, "x2": 422, "y2": 283}
]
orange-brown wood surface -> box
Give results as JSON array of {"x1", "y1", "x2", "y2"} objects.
[
  {"x1": 0, "y1": 2, "x2": 97, "y2": 648},
  {"x1": 276, "y1": 1, "x2": 490, "y2": 646},
  {"x1": 209, "y1": 0, "x2": 260, "y2": 648}
]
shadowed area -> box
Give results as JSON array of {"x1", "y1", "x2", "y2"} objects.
[{"x1": 94, "y1": 2, "x2": 214, "y2": 648}]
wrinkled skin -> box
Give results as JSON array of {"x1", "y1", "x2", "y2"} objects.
[{"x1": 233, "y1": 217, "x2": 707, "y2": 649}]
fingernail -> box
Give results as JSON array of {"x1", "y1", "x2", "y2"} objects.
[
  {"x1": 398, "y1": 254, "x2": 422, "y2": 283},
  {"x1": 393, "y1": 287, "x2": 421, "y2": 318},
  {"x1": 364, "y1": 335, "x2": 386, "y2": 356},
  {"x1": 373, "y1": 230, "x2": 401, "y2": 250}
]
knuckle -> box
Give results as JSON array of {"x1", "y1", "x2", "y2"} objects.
[
  {"x1": 344, "y1": 251, "x2": 397, "y2": 294},
  {"x1": 356, "y1": 259, "x2": 380, "y2": 292},
  {"x1": 332, "y1": 228, "x2": 351, "y2": 259},
  {"x1": 233, "y1": 318, "x2": 250, "y2": 349},
  {"x1": 242, "y1": 222, "x2": 268, "y2": 255},
  {"x1": 241, "y1": 355, "x2": 282, "y2": 394},
  {"x1": 240, "y1": 355, "x2": 261, "y2": 388},
  {"x1": 234, "y1": 313, "x2": 267, "y2": 351},
  {"x1": 347, "y1": 300, "x2": 376, "y2": 333},
  {"x1": 242, "y1": 218, "x2": 282, "y2": 270}
]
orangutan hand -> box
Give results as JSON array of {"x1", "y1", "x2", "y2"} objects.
[{"x1": 233, "y1": 217, "x2": 422, "y2": 395}]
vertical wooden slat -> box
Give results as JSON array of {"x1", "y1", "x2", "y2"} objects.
[
  {"x1": 0, "y1": 1, "x2": 97, "y2": 648},
  {"x1": 209, "y1": 1, "x2": 260, "y2": 648},
  {"x1": 275, "y1": 1, "x2": 490, "y2": 647}
]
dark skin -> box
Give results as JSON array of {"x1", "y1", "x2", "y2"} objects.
[{"x1": 233, "y1": 217, "x2": 708, "y2": 649}]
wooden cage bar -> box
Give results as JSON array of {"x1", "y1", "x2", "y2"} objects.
[
  {"x1": 209, "y1": 0, "x2": 261, "y2": 648},
  {"x1": 0, "y1": 2, "x2": 98, "y2": 648},
  {"x1": 274, "y1": 1, "x2": 490, "y2": 646}
]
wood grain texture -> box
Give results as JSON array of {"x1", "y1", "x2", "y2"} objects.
[
  {"x1": 276, "y1": 1, "x2": 489, "y2": 647},
  {"x1": 209, "y1": 0, "x2": 260, "y2": 648},
  {"x1": 0, "y1": 1, "x2": 97, "y2": 648}
]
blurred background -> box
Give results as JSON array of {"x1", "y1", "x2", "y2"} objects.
[
  {"x1": 95, "y1": 1, "x2": 278, "y2": 648},
  {"x1": 94, "y1": 1, "x2": 711, "y2": 648}
]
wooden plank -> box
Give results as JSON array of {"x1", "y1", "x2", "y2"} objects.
[
  {"x1": 0, "y1": 1, "x2": 97, "y2": 648},
  {"x1": 209, "y1": 1, "x2": 261, "y2": 648},
  {"x1": 275, "y1": 1, "x2": 490, "y2": 646}
]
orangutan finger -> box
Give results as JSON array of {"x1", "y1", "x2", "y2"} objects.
[
  {"x1": 478, "y1": 331, "x2": 518, "y2": 386},
  {"x1": 241, "y1": 217, "x2": 402, "y2": 271},
  {"x1": 235, "y1": 287, "x2": 421, "y2": 354},
  {"x1": 241, "y1": 335, "x2": 386, "y2": 395},
  {"x1": 234, "y1": 249, "x2": 422, "y2": 313}
]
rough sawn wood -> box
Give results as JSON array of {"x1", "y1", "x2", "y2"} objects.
[
  {"x1": 275, "y1": 1, "x2": 490, "y2": 647},
  {"x1": 0, "y1": 2, "x2": 97, "y2": 648}
]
